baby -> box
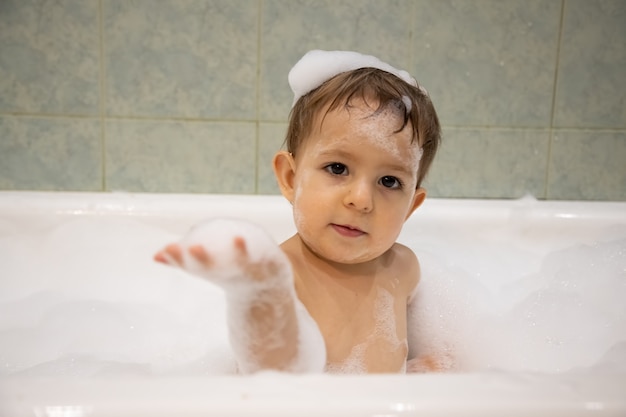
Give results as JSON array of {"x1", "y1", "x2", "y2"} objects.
[{"x1": 154, "y1": 50, "x2": 442, "y2": 374}]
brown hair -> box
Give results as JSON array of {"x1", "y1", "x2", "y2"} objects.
[{"x1": 285, "y1": 68, "x2": 441, "y2": 188}]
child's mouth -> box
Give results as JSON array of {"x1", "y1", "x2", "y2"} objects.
[{"x1": 331, "y1": 224, "x2": 366, "y2": 237}]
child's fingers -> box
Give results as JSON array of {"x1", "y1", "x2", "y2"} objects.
[
  {"x1": 233, "y1": 236, "x2": 248, "y2": 259},
  {"x1": 153, "y1": 251, "x2": 168, "y2": 264},
  {"x1": 154, "y1": 244, "x2": 184, "y2": 265},
  {"x1": 188, "y1": 245, "x2": 213, "y2": 267}
]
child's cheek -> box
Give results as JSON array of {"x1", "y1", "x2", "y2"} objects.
[{"x1": 292, "y1": 171, "x2": 314, "y2": 235}]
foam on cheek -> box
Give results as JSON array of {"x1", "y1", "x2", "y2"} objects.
[{"x1": 292, "y1": 169, "x2": 313, "y2": 234}]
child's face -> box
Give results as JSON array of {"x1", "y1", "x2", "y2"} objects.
[{"x1": 290, "y1": 98, "x2": 425, "y2": 265}]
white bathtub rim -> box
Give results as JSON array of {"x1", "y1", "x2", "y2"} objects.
[
  {"x1": 0, "y1": 190, "x2": 624, "y2": 221},
  {"x1": 1, "y1": 372, "x2": 625, "y2": 417}
]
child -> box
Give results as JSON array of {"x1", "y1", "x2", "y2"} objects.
[{"x1": 154, "y1": 50, "x2": 442, "y2": 374}]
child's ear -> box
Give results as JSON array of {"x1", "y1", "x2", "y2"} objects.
[
  {"x1": 272, "y1": 151, "x2": 297, "y2": 203},
  {"x1": 405, "y1": 187, "x2": 427, "y2": 220}
]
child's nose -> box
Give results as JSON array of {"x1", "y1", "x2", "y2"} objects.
[{"x1": 344, "y1": 180, "x2": 373, "y2": 213}]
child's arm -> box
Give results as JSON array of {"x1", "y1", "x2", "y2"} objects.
[
  {"x1": 154, "y1": 219, "x2": 326, "y2": 373},
  {"x1": 406, "y1": 255, "x2": 455, "y2": 373}
]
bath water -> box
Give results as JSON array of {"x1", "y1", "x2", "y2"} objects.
[{"x1": 0, "y1": 200, "x2": 624, "y2": 377}]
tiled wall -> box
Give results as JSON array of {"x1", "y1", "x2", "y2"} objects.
[{"x1": 1, "y1": 0, "x2": 624, "y2": 200}]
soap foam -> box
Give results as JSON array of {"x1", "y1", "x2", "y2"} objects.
[
  {"x1": 0, "y1": 217, "x2": 235, "y2": 376},
  {"x1": 326, "y1": 288, "x2": 407, "y2": 374},
  {"x1": 406, "y1": 221, "x2": 626, "y2": 374},
  {"x1": 289, "y1": 50, "x2": 417, "y2": 105},
  {"x1": 0, "y1": 208, "x2": 624, "y2": 376}
]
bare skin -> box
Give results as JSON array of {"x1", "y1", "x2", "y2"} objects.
[
  {"x1": 155, "y1": 97, "x2": 450, "y2": 373},
  {"x1": 154, "y1": 228, "x2": 422, "y2": 373},
  {"x1": 282, "y1": 235, "x2": 419, "y2": 373},
  {"x1": 267, "y1": 97, "x2": 427, "y2": 372},
  {"x1": 154, "y1": 220, "x2": 324, "y2": 373}
]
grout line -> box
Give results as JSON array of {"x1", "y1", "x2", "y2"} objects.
[
  {"x1": 1, "y1": 112, "x2": 99, "y2": 120},
  {"x1": 254, "y1": 0, "x2": 263, "y2": 194},
  {"x1": 442, "y1": 126, "x2": 553, "y2": 132},
  {"x1": 0, "y1": 112, "x2": 262, "y2": 124},
  {"x1": 440, "y1": 125, "x2": 626, "y2": 133},
  {"x1": 408, "y1": 0, "x2": 416, "y2": 71},
  {"x1": 2, "y1": 111, "x2": 623, "y2": 133},
  {"x1": 550, "y1": 0, "x2": 566, "y2": 128},
  {"x1": 544, "y1": 0, "x2": 567, "y2": 199},
  {"x1": 98, "y1": 0, "x2": 107, "y2": 192}
]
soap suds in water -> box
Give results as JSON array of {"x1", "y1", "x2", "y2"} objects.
[
  {"x1": 0, "y1": 205, "x2": 624, "y2": 376},
  {"x1": 326, "y1": 288, "x2": 407, "y2": 374}
]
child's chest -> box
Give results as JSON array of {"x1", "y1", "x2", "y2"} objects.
[{"x1": 295, "y1": 272, "x2": 409, "y2": 372}]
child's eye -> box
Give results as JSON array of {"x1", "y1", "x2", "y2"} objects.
[
  {"x1": 324, "y1": 163, "x2": 348, "y2": 176},
  {"x1": 379, "y1": 176, "x2": 403, "y2": 189}
]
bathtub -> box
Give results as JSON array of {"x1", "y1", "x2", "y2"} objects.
[{"x1": 0, "y1": 191, "x2": 624, "y2": 416}]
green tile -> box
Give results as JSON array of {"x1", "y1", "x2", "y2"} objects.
[
  {"x1": 105, "y1": 120, "x2": 256, "y2": 193},
  {"x1": 1, "y1": 0, "x2": 622, "y2": 201},
  {"x1": 411, "y1": 0, "x2": 561, "y2": 127},
  {"x1": 554, "y1": 0, "x2": 626, "y2": 128},
  {"x1": 260, "y1": 0, "x2": 413, "y2": 121},
  {"x1": 0, "y1": 116, "x2": 102, "y2": 191},
  {"x1": 424, "y1": 128, "x2": 550, "y2": 199},
  {"x1": 258, "y1": 122, "x2": 287, "y2": 195},
  {"x1": 104, "y1": 0, "x2": 258, "y2": 119},
  {"x1": 0, "y1": 0, "x2": 99, "y2": 115},
  {"x1": 548, "y1": 131, "x2": 626, "y2": 200}
]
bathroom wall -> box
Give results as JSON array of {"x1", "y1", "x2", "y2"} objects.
[{"x1": 1, "y1": 0, "x2": 624, "y2": 200}]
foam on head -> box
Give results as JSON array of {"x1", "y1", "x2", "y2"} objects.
[{"x1": 288, "y1": 50, "x2": 424, "y2": 106}]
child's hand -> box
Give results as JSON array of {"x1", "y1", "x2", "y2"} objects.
[
  {"x1": 154, "y1": 219, "x2": 290, "y2": 287},
  {"x1": 406, "y1": 352, "x2": 455, "y2": 373},
  {"x1": 153, "y1": 219, "x2": 323, "y2": 374}
]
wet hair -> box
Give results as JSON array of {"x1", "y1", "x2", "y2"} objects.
[{"x1": 284, "y1": 68, "x2": 441, "y2": 188}]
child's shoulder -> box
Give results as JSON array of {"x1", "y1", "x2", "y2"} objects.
[
  {"x1": 386, "y1": 242, "x2": 421, "y2": 292},
  {"x1": 389, "y1": 242, "x2": 419, "y2": 265}
]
